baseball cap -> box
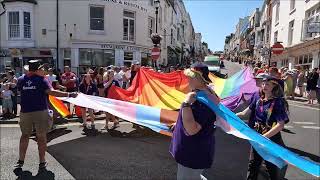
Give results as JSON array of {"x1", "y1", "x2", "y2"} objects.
[
  {"x1": 254, "y1": 73, "x2": 268, "y2": 79},
  {"x1": 24, "y1": 59, "x2": 44, "y2": 72}
]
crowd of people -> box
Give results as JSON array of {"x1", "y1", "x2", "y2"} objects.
[{"x1": 247, "y1": 61, "x2": 320, "y2": 105}]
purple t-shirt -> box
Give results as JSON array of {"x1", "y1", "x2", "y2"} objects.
[
  {"x1": 17, "y1": 74, "x2": 51, "y2": 113},
  {"x1": 169, "y1": 101, "x2": 216, "y2": 169}
]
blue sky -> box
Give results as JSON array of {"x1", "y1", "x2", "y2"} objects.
[{"x1": 184, "y1": 0, "x2": 263, "y2": 51}]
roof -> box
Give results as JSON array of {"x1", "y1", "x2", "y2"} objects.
[{"x1": 3, "y1": 0, "x2": 37, "y2": 4}]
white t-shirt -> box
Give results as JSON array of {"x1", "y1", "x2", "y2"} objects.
[
  {"x1": 114, "y1": 72, "x2": 123, "y2": 87},
  {"x1": 2, "y1": 90, "x2": 13, "y2": 99},
  {"x1": 46, "y1": 74, "x2": 57, "y2": 85}
]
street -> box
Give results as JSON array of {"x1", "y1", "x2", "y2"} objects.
[{"x1": 0, "y1": 60, "x2": 319, "y2": 180}]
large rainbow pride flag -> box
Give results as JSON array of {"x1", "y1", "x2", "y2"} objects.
[
  {"x1": 58, "y1": 93, "x2": 320, "y2": 177},
  {"x1": 108, "y1": 68, "x2": 258, "y2": 111}
]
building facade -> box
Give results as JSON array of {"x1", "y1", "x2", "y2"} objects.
[{"x1": 0, "y1": 0, "x2": 199, "y2": 74}]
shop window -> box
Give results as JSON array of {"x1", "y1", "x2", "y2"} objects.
[
  {"x1": 288, "y1": 20, "x2": 294, "y2": 45},
  {"x1": 123, "y1": 11, "x2": 135, "y2": 42},
  {"x1": 64, "y1": 49, "x2": 71, "y2": 67},
  {"x1": 90, "y1": 6, "x2": 104, "y2": 31},
  {"x1": 295, "y1": 57, "x2": 298, "y2": 64},
  {"x1": 92, "y1": 49, "x2": 104, "y2": 66},
  {"x1": 148, "y1": 17, "x2": 155, "y2": 37},
  {"x1": 303, "y1": 54, "x2": 308, "y2": 64},
  {"x1": 308, "y1": 53, "x2": 313, "y2": 63},
  {"x1": 79, "y1": 48, "x2": 114, "y2": 67}
]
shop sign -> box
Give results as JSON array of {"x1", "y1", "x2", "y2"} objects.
[
  {"x1": 0, "y1": 49, "x2": 11, "y2": 57},
  {"x1": 97, "y1": 0, "x2": 147, "y2": 12},
  {"x1": 101, "y1": 44, "x2": 143, "y2": 52}
]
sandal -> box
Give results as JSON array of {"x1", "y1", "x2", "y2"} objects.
[{"x1": 111, "y1": 122, "x2": 120, "y2": 129}]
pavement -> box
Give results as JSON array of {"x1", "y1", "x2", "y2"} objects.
[{"x1": 0, "y1": 60, "x2": 319, "y2": 180}]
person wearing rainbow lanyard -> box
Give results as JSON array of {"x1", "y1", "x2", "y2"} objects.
[{"x1": 237, "y1": 75, "x2": 290, "y2": 180}]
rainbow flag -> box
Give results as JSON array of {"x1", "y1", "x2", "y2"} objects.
[
  {"x1": 59, "y1": 93, "x2": 320, "y2": 177},
  {"x1": 108, "y1": 68, "x2": 258, "y2": 111},
  {"x1": 48, "y1": 95, "x2": 70, "y2": 117}
]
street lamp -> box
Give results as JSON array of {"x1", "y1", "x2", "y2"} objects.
[{"x1": 154, "y1": 0, "x2": 160, "y2": 33}]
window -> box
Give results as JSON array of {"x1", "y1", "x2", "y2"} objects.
[
  {"x1": 305, "y1": 5, "x2": 320, "y2": 39},
  {"x1": 170, "y1": 29, "x2": 173, "y2": 44},
  {"x1": 124, "y1": 51, "x2": 133, "y2": 66},
  {"x1": 288, "y1": 20, "x2": 294, "y2": 45},
  {"x1": 163, "y1": 29, "x2": 167, "y2": 46},
  {"x1": 299, "y1": 55, "x2": 303, "y2": 64},
  {"x1": 148, "y1": 17, "x2": 154, "y2": 37},
  {"x1": 290, "y1": 0, "x2": 295, "y2": 11},
  {"x1": 90, "y1": 6, "x2": 104, "y2": 31},
  {"x1": 274, "y1": 31, "x2": 278, "y2": 44},
  {"x1": 123, "y1": 11, "x2": 135, "y2": 42},
  {"x1": 308, "y1": 54, "x2": 313, "y2": 63},
  {"x1": 177, "y1": 28, "x2": 180, "y2": 41},
  {"x1": 303, "y1": 55, "x2": 308, "y2": 64},
  {"x1": 63, "y1": 49, "x2": 71, "y2": 67},
  {"x1": 164, "y1": 5, "x2": 167, "y2": 22},
  {"x1": 8, "y1": 11, "x2": 20, "y2": 38},
  {"x1": 275, "y1": 3, "x2": 280, "y2": 23},
  {"x1": 79, "y1": 49, "x2": 114, "y2": 66},
  {"x1": 23, "y1": 12, "x2": 31, "y2": 38},
  {"x1": 149, "y1": 0, "x2": 154, "y2": 6}
]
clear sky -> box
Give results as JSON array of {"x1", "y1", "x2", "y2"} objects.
[{"x1": 184, "y1": 0, "x2": 263, "y2": 52}]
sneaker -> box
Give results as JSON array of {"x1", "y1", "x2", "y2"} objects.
[
  {"x1": 82, "y1": 125, "x2": 89, "y2": 132},
  {"x1": 13, "y1": 160, "x2": 24, "y2": 169},
  {"x1": 91, "y1": 124, "x2": 96, "y2": 130},
  {"x1": 38, "y1": 162, "x2": 48, "y2": 171}
]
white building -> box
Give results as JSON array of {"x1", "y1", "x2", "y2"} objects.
[
  {"x1": 0, "y1": 0, "x2": 198, "y2": 74},
  {"x1": 194, "y1": 33, "x2": 202, "y2": 58},
  {"x1": 270, "y1": 0, "x2": 320, "y2": 70}
]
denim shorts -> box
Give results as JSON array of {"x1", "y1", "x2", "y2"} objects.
[{"x1": 2, "y1": 99, "x2": 13, "y2": 109}]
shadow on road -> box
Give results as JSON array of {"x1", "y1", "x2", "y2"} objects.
[
  {"x1": 47, "y1": 128, "x2": 250, "y2": 180},
  {"x1": 282, "y1": 128, "x2": 296, "y2": 134},
  {"x1": 287, "y1": 147, "x2": 320, "y2": 163},
  {"x1": 30, "y1": 128, "x2": 72, "y2": 143},
  {"x1": 13, "y1": 168, "x2": 55, "y2": 180}
]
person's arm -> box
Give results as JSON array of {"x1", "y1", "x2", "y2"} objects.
[
  {"x1": 181, "y1": 92, "x2": 202, "y2": 136},
  {"x1": 236, "y1": 107, "x2": 252, "y2": 119},
  {"x1": 263, "y1": 121, "x2": 285, "y2": 138},
  {"x1": 104, "y1": 77, "x2": 113, "y2": 89},
  {"x1": 69, "y1": 74, "x2": 77, "y2": 82},
  {"x1": 46, "y1": 89, "x2": 77, "y2": 97}
]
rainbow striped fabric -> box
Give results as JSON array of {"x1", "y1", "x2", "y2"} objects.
[
  {"x1": 108, "y1": 68, "x2": 258, "y2": 111},
  {"x1": 58, "y1": 93, "x2": 320, "y2": 177}
]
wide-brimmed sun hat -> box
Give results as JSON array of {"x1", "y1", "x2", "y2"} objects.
[{"x1": 184, "y1": 62, "x2": 212, "y2": 84}]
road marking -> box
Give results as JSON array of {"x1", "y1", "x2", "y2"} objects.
[
  {"x1": 0, "y1": 124, "x2": 19, "y2": 128},
  {"x1": 301, "y1": 126, "x2": 320, "y2": 130},
  {"x1": 284, "y1": 125, "x2": 294, "y2": 129},
  {"x1": 293, "y1": 122, "x2": 316, "y2": 125},
  {"x1": 288, "y1": 103, "x2": 320, "y2": 111}
]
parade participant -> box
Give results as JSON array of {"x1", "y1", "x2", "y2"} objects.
[
  {"x1": 306, "y1": 68, "x2": 319, "y2": 104},
  {"x1": 46, "y1": 68, "x2": 57, "y2": 86},
  {"x1": 170, "y1": 62, "x2": 220, "y2": 180},
  {"x1": 1, "y1": 83, "x2": 14, "y2": 117},
  {"x1": 119, "y1": 66, "x2": 130, "y2": 89},
  {"x1": 269, "y1": 67, "x2": 285, "y2": 91},
  {"x1": 114, "y1": 66, "x2": 123, "y2": 88},
  {"x1": 237, "y1": 76, "x2": 289, "y2": 180},
  {"x1": 6, "y1": 70, "x2": 18, "y2": 116},
  {"x1": 103, "y1": 70, "x2": 120, "y2": 129},
  {"x1": 130, "y1": 61, "x2": 140, "y2": 85},
  {"x1": 283, "y1": 71, "x2": 294, "y2": 99},
  {"x1": 14, "y1": 60, "x2": 77, "y2": 172},
  {"x1": 297, "y1": 70, "x2": 305, "y2": 97},
  {"x1": 96, "y1": 67, "x2": 105, "y2": 97},
  {"x1": 61, "y1": 66, "x2": 77, "y2": 111},
  {"x1": 79, "y1": 74, "x2": 98, "y2": 131}
]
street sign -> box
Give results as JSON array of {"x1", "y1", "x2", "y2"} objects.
[
  {"x1": 272, "y1": 42, "x2": 284, "y2": 55},
  {"x1": 151, "y1": 47, "x2": 161, "y2": 61}
]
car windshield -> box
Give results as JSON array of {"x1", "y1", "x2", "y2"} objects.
[{"x1": 204, "y1": 61, "x2": 220, "y2": 66}]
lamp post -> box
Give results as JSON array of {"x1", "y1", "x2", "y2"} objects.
[{"x1": 154, "y1": 0, "x2": 160, "y2": 33}]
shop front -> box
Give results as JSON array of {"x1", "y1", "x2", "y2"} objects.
[{"x1": 71, "y1": 42, "x2": 150, "y2": 75}]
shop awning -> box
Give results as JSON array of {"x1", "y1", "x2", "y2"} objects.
[{"x1": 175, "y1": 47, "x2": 182, "y2": 53}]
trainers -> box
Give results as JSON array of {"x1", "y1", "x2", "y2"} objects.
[
  {"x1": 82, "y1": 125, "x2": 89, "y2": 132},
  {"x1": 13, "y1": 160, "x2": 24, "y2": 169},
  {"x1": 38, "y1": 162, "x2": 48, "y2": 171},
  {"x1": 91, "y1": 124, "x2": 95, "y2": 130}
]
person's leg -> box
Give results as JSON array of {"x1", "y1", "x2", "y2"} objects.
[
  {"x1": 247, "y1": 148, "x2": 263, "y2": 180},
  {"x1": 16, "y1": 112, "x2": 33, "y2": 168},
  {"x1": 265, "y1": 161, "x2": 281, "y2": 180},
  {"x1": 81, "y1": 108, "x2": 87, "y2": 126},
  {"x1": 177, "y1": 164, "x2": 204, "y2": 180},
  {"x1": 316, "y1": 88, "x2": 320, "y2": 104},
  {"x1": 36, "y1": 132, "x2": 47, "y2": 163},
  {"x1": 88, "y1": 109, "x2": 95, "y2": 129},
  {"x1": 104, "y1": 112, "x2": 110, "y2": 129},
  {"x1": 12, "y1": 95, "x2": 17, "y2": 115}
]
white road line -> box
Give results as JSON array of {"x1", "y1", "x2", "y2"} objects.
[
  {"x1": 288, "y1": 103, "x2": 320, "y2": 111},
  {"x1": 284, "y1": 125, "x2": 294, "y2": 129},
  {"x1": 293, "y1": 122, "x2": 316, "y2": 125},
  {"x1": 301, "y1": 126, "x2": 320, "y2": 130}
]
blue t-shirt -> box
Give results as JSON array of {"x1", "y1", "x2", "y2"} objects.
[
  {"x1": 79, "y1": 82, "x2": 97, "y2": 96},
  {"x1": 169, "y1": 101, "x2": 216, "y2": 169},
  {"x1": 17, "y1": 74, "x2": 51, "y2": 113}
]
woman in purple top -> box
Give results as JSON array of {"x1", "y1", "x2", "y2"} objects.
[
  {"x1": 170, "y1": 62, "x2": 220, "y2": 180},
  {"x1": 79, "y1": 74, "x2": 98, "y2": 131},
  {"x1": 237, "y1": 76, "x2": 289, "y2": 180}
]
